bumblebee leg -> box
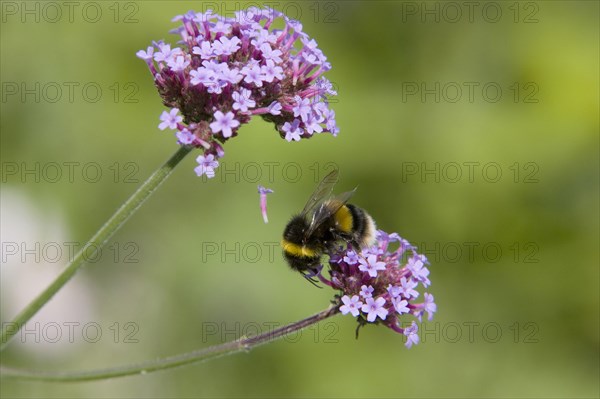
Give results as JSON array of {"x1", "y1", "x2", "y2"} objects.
[
  {"x1": 300, "y1": 269, "x2": 323, "y2": 288},
  {"x1": 355, "y1": 317, "x2": 367, "y2": 339}
]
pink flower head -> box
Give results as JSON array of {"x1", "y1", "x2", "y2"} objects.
[
  {"x1": 138, "y1": 6, "x2": 339, "y2": 178},
  {"x1": 319, "y1": 230, "x2": 436, "y2": 348}
]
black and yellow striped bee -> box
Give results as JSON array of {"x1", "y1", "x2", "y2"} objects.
[{"x1": 281, "y1": 169, "x2": 377, "y2": 280}]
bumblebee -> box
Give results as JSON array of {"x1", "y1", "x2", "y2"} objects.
[{"x1": 281, "y1": 170, "x2": 377, "y2": 279}]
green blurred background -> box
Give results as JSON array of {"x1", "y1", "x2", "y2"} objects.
[{"x1": 1, "y1": 1, "x2": 598, "y2": 397}]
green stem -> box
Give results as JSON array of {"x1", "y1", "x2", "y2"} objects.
[
  {"x1": 0, "y1": 145, "x2": 193, "y2": 350},
  {"x1": 0, "y1": 306, "x2": 340, "y2": 382}
]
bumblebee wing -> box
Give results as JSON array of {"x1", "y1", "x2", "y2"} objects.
[
  {"x1": 305, "y1": 188, "x2": 357, "y2": 238},
  {"x1": 300, "y1": 169, "x2": 339, "y2": 217}
]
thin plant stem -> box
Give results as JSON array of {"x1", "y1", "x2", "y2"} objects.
[
  {"x1": 0, "y1": 145, "x2": 193, "y2": 350},
  {"x1": 0, "y1": 306, "x2": 340, "y2": 382}
]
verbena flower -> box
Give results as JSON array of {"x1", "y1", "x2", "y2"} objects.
[
  {"x1": 257, "y1": 185, "x2": 274, "y2": 223},
  {"x1": 137, "y1": 7, "x2": 339, "y2": 177},
  {"x1": 321, "y1": 230, "x2": 436, "y2": 348}
]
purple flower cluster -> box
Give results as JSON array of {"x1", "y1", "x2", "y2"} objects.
[
  {"x1": 137, "y1": 7, "x2": 339, "y2": 178},
  {"x1": 323, "y1": 230, "x2": 436, "y2": 348}
]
